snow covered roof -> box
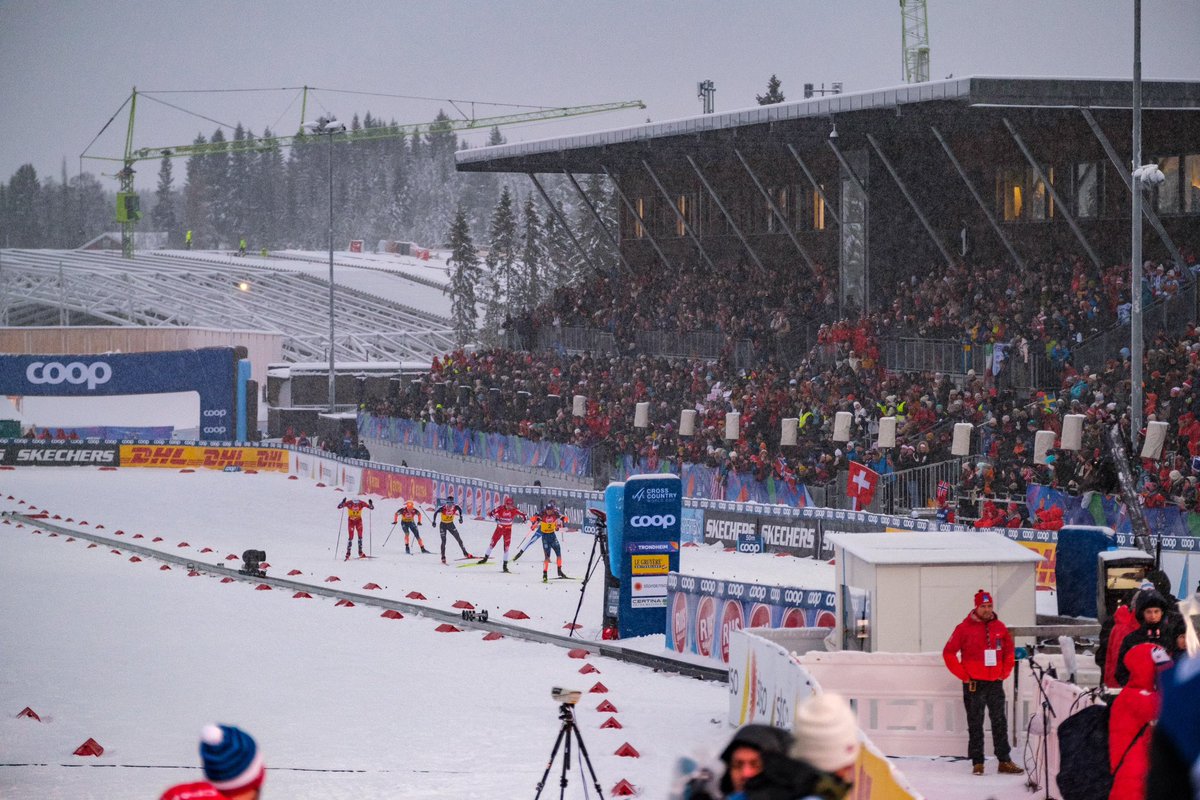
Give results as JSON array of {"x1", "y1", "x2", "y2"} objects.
[
  {"x1": 457, "y1": 75, "x2": 1200, "y2": 172},
  {"x1": 825, "y1": 530, "x2": 1045, "y2": 566}
]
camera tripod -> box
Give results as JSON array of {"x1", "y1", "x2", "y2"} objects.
[
  {"x1": 567, "y1": 509, "x2": 610, "y2": 638},
  {"x1": 534, "y1": 702, "x2": 604, "y2": 799}
]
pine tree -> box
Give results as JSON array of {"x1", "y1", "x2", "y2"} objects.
[
  {"x1": 757, "y1": 74, "x2": 786, "y2": 105},
  {"x1": 445, "y1": 206, "x2": 480, "y2": 347},
  {"x1": 5, "y1": 164, "x2": 43, "y2": 247},
  {"x1": 152, "y1": 154, "x2": 178, "y2": 245},
  {"x1": 518, "y1": 196, "x2": 544, "y2": 310},
  {"x1": 480, "y1": 186, "x2": 518, "y2": 343}
]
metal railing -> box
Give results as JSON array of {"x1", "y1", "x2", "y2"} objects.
[
  {"x1": 877, "y1": 337, "x2": 1058, "y2": 389},
  {"x1": 827, "y1": 456, "x2": 967, "y2": 516},
  {"x1": 1070, "y1": 279, "x2": 1198, "y2": 372},
  {"x1": 513, "y1": 324, "x2": 754, "y2": 365}
]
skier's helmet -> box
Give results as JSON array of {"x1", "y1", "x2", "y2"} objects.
[
  {"x1": 405, "y1": 500, "x2": 414, "y2": 509},
  {"x1": 504, "y1": 495, "x2": 514, "y2": 506}
]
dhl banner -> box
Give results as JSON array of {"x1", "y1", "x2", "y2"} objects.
[
  {"x1": 1018, "y1": 540, "x2": 1058, "y2": 590},
  {"x1": 119, "y1": 444, "x2": 289, "y2": 472}
]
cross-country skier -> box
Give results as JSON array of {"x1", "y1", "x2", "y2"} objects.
[
  {"x1": 430, "y1": 493, "x2": 472, "y2": 564},
  {"x1": 477, "y1": 496, "x2": 528, "y2": 572},
  {"x1": 337, "y1": 496, "x2": 374, "y2": 560},
  {"x1": 392, "y1": 500, "x2": 429, "y2": 554},
  {"x1": 529, "y1": 500, "x2": 569, "y2": 583}
]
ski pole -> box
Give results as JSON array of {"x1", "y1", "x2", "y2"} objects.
[
  {"x1": 333, "y1": 513, "x2": 344, "y2": 561},
  {"x1": 384, "y1": 522, "x2": 398, "y2": 547},
  {"x1": 369, "y1": 509, "x2": 373, "y2": 556}
]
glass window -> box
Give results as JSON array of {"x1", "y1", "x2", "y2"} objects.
[
  {"x1": 1184, "y1": 154, "x2": 1200, "y2": 213},
  {"x1": 633, "y1": 197, "x2": 646, "y2": 239},
  {"x1": 1075, "y1": 162, "x2": 1099, "y2": 218},
  {"x1": 996, "y1": 165, "x2": 1050, "y2": 221},
  {"x1": 1156, "y1": 156, "x2": 1180, "y2": 214}
]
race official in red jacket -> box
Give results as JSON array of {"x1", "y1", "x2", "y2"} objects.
[{"x1": 942, "y1": 590, "x2": 1023, "y2": 776}]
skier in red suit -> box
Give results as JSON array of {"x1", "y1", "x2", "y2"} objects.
[
  {"x1": 476, "y1": 496, "x2": 527, "y2": 572},
  {"x1": 337, "y1": 496, "x2": 374, "y2": 560}
]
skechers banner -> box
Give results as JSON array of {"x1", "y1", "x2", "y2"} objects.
[
  {"x1": 0, "y1": 349, "x2": 237, "y2": 441},
  {"x1": 0, "y1": 441, "x2": 119, "y2": 466}
]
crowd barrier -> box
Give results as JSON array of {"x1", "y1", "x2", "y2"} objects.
[
  {"x1": 728, "y1": 629, "x2": 923, "y2": 799},
  {"x1": 22, "y1": 425, "x2": 173, "y2": 440}
]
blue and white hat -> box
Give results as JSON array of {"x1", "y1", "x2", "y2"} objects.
[{"x1": 200, "y1": 724, "x2": 264, "y2": 793}]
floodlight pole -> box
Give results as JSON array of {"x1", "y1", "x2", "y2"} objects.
[
  {"x1": 1130, "y1": 0, "x2": 1143, "y2": 452},
  {"x1": 327, "y1": 127, "x2": 336, "y2": 414}
]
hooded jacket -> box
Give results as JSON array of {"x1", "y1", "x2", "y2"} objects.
[
  {"x1": 1115, "y1": 589, "x2": 1178, "y2": 686},
  {"x1": 1108, "y1": 643, "x2": 1165, "y2": 800},
  {"x1": 943, "y1": 608, "x2": 1015, "y2": 683},
  {"x1": 1098, "y1": 604, "x2": 1139, "y2": 687}
]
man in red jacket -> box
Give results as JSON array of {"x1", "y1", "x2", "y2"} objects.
[{"x1": 942, "y1": 589, "x2": 1024, "y2": 776}]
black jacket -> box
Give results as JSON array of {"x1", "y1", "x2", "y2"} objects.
[{"x1": 743, "y1": 753, "x2": 852, "y2": 800}]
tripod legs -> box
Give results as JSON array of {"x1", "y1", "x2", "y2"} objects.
[{"x1": 533, "y1": 708, "x2": 605, "y2": 799}]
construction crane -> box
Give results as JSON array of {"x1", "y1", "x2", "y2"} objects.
[
  {"x1": 899, "y1": 0, "x2": 930, "y2": 84},
  {"x1": 85, "y1": 87, "x2": 646, "y2": 258}
]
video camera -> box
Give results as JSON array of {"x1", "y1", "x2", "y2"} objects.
[
  {"x1": 551, "y1": 687, "x2": 582, "y2": 705},
  {"x1": 240, "y1": 549, "x2": 267, "y2": 577}
]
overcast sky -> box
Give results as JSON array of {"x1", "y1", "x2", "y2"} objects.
[{"x1": 2, "y1": 1, "x2": 1198, "y2": 191}]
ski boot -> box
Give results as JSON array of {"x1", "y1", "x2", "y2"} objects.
[
  {"x1": 557, "y1": 568, "x2": 569, "y2": 579},
  {"x1": 358, "y1": 551, "x2": 366, "y2": 559},
  {"x1": 542, "y1": 570, "x2": 548, "y2": 583},
  {"x1": 502, "y1": 561, "x2": 510, "y2": 573},
  {"x1": 441, "y1": 556, "x2": 448, "y2": 565},
  {"x1": 344, "y1": 552, "x2": 350, "y2": 561},
  {"x1": 405, "y1": 545, "x2": 411, "y2": 554},
  {"x1": 476, "y1": 556, "x2": 489, "y2": 565},
  {"x1": 420, "y1": 547, "x2": 431, "y2": 554}
]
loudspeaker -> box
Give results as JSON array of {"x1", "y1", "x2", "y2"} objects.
[
  {"x1": 1061, "y1": 414, "x2": 1084, "y2": 451},
  {"x1": 634, "y1": 402, "x2": 650, "y2": 428},
  {"x1": 1033, "y1": 430, "x2": 1056, "y2": 464},
  {"x1": 573, "y1": 394, "x2": 586, "y2": 417},
  {"x1": 832, "y1": 411, "x2": 851, "y2": 442},
  {"x1": 877, "y1": 416, "x2": 896, "y2": 448},
  {"x1": 725, "y1": 412, "x2": 740, "y2": 440},
  {"x1": 679, "y1": 409, "x2": 697, "y2": 436},
  {"x1": 951, "y1": 422, "x2": 972, "y2": 456},
  {"x1": 1141, "y1": 420, "x2": 1169, "y2": 460},
  {"x1": 781, "y1": 418, "x2": 798, "y2": 446}
]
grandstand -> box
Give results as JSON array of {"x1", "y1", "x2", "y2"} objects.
[{"x1": 0, "y1": 247, "x2": 456, "y2": 364}]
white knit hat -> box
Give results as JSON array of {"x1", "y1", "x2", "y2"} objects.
[{"x1": 789, "y1": 692, "x2": 861, "y2": 773}]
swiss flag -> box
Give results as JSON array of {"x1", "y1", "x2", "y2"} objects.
[{"x1": 846, "y1": 461, "x2": 880, "y2": 511}]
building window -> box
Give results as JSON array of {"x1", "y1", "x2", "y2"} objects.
[
  {"x1": 1075, "y1": 162, "x2": 1100, "y2": 218},
  {"x1": 1185, "y1": 154, "x2": 1200, "y2": 213},
  {"x1": 634, "y1": 197, "x2": 646, "y2": 239},
  {"x1": 1156, "y1": 156, "x2": 1180, "y2": 214},
  {"x1": 766, "y1": 186, "x2": 789, "y2": 233},
  {"x1": 997, "y1": 165, "x2": 1051, "y2": 222}
]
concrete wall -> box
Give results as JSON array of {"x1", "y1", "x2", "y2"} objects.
[
  {"x1": 0, "y1": 326, "x2": 284, "y2": 388},
  {"x1": 363, "y1": 436, "x2": 593, "y2": 491}
]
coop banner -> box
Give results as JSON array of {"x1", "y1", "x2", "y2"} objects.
[
  {"x1": 0, "y1": 349, "x2": 236, "y2": 441},
  {"x1": 666, "y1": 573, "x2": 837, "y2": 664},
  {"x1": 119, "y1": 444, "x2": 288, "y2": 472}
]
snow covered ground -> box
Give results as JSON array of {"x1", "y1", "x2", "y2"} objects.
[{"x1": 0, "y1": 464, "x2": 1045, "y2": 799}]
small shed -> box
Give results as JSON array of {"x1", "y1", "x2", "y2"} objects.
[{"x1": 825, "y1": 531, "x2": 1042, "y2": 653}]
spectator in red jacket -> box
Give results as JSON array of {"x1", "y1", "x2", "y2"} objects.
[
  {"x1": 942, "y1": 590, "x2": 1024, "y2": 777},
  {"x1": 1108, "y1": 643, "x2": 1170, "y2": 800}
]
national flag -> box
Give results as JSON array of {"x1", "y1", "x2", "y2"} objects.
[
  {"x1": 936, "y1": 480, "x2": 951, "y2": 505},
  {"x1": 846, "y1": 461, "x2": 880, "y2": 511}
]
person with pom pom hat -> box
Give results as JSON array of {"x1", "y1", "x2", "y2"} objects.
[{"x1": 200, "y1": 724, "x2": 265, "y2": 799}]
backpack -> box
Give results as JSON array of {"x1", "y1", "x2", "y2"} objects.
[{"x1": 1056, "y1": 704, "x2": 1113, "y2": 800}]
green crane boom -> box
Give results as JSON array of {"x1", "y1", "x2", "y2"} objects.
[
  {"x1": 92, "y1": 89, "x2": 645, "y2": 258},
  {"x1": 899, "y1": 0, "x2": 930, "y2": 84}
]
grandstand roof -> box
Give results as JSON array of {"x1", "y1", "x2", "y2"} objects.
[
  {"x1": 456, "y1": 75, "x2": 1200, "y2": 173},
  {"x1": 0, "y1": 248, "x2": 457, "y2": 365}
]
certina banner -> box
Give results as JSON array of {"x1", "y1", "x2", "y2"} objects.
[
  {"x1": 0, "y1": 441, "x2": 119, "y2": 467},
  {"x1": 0, "y1": 349, "x2": 237, "y2": 442}
]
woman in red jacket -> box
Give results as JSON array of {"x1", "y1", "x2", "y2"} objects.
[{"x1": 1108, "y1": 642, "x2": 1171, "y2": 800}]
